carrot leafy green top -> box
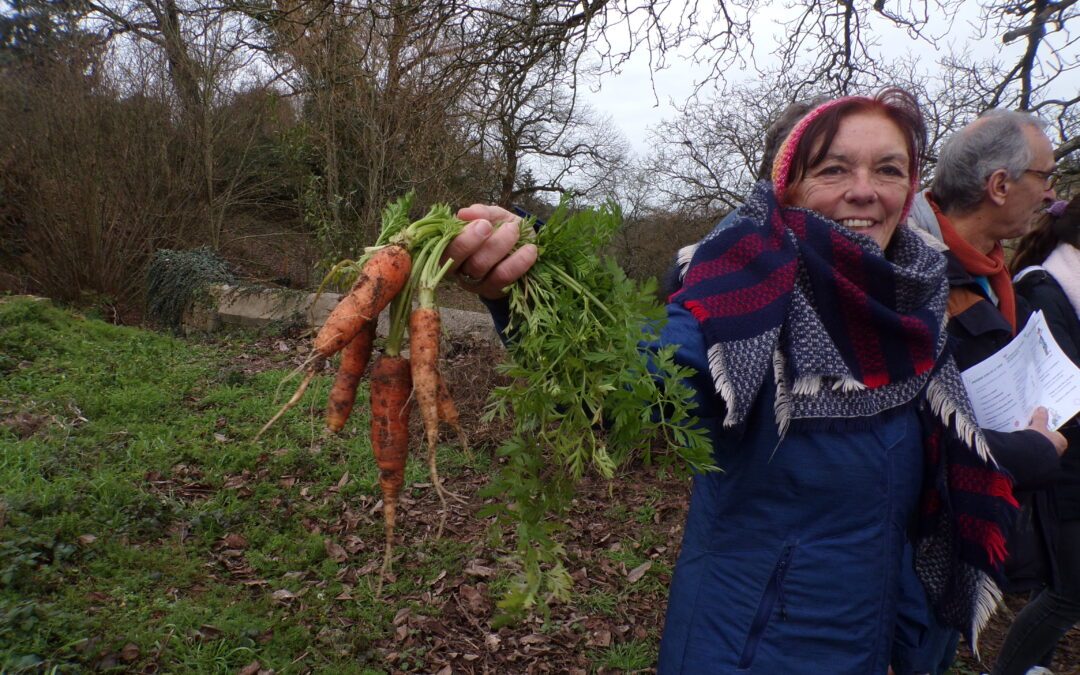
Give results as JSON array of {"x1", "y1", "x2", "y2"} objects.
[{"x1": 482, "y1": 198, "x2": 714, "y2": 616}]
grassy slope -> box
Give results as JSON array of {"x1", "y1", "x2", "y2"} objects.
[
  {"x1": 0, "y1": 298, "x2": 684, "y2": 675},
  {"x1": 0, "y1": 298, "x2": 476, "y2": 673}
]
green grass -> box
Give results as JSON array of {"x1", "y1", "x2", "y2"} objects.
[
  {"x1": 0, "y1": 298, "x2": 415, "y2": 673},
  {"x1": 594, "y1": 639, "x2": 655, "y2": 671},
  {"x1": 0, "y1": 298, "x2": 678, "y2": 673}
]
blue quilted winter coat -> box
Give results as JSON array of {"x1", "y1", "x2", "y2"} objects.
[{"x1": 654, "y1": 302, "x2": 925, "y2": 674}]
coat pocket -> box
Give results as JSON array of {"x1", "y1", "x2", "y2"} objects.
[{"x1": 737, "y1": 543, "x2": 796, "y2": 671}]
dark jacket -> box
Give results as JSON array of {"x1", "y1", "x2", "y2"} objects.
[
  {"x1": 891, "y1": 245, "x2": 1064, "y2": 675},
  {"x1": 655, "y1": 303, "x2": 924, "y2": 674},
  {"x1": 1015, "y1": 268, "x2": 1080, "y2": 521},
  {"x1": 940, "y1": 250, "x2": 1061, "y2": 593},
  {"x1": 941, "y1": 251, "x2": 1062, "y2": 490}
]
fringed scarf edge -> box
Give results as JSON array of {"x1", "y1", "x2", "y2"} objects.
[
  {"x1": 970, "y1": 569, "x2": 1004, "y2": 662},
  {"x1": 925, "y1": 375, "x2": 993, "y2": 465}
]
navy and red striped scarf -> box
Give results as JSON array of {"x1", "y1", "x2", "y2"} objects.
[{"x1": 671, "y1": 182, "x2": 1017, "y2": 654}]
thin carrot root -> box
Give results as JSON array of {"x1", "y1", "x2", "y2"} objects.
[
  {"x1": 370, "y1": 353, "x2": 412, "y2": 594},
  {"x1": 436, "y1": 375, "x2": 471, "y2": 460},
  {"x1": 375, "y1": 528, "x2": 395, "y2": 599},
  {"x1": 427, "y1": 448, "x2": 450, "y2": 538},
  {"x1": 410, "y1": 307, "x2": 464, "y2": 535},
  {"x1": 255, "y1": 369, "x2": 317, "y2": 441}
]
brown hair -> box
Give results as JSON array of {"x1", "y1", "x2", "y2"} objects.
[
  {"x1": 1011, "y1": 195, "x2": 1080, "y2": 274},
  {"x1": 785, "y1": 87, "x2": 927, "y2": 189},
  {"x1": 757, "y1": 96, "x2": 829, "y2": 180}
]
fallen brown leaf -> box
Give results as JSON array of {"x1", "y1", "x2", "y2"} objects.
[
  {"x1": 459, "y1": 584, "x2": 488, "y2": 615},
  {"x1": 463, "y1": 561, "x2": 495, "y2": 578},
  {"x1": 238, "y1": 660, "x2": 261, "y2": 675},
  {"x1": 221, "y1": 533, "x2": 248, "y2": 549},
  {"x1": 119, "y1": 643, "x2": 140, "y2": 663},
  {"x1": 270, "y1": 589, "x2": 297, "y2": 603},
  {"x1": 324, "y1": 539, "x2": 348, "y2": 563},
  {"x1": 196, "y1": 625, "x2": 223, "y2": 640},
  {"x1": 626, "y1": 561, "x2": 652, "y2": 584},
  {"x1": 587, "y1": 630, "x2": 611, "y2": 648}
]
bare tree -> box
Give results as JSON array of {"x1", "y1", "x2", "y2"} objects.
[
  {"x1": 469, "y1": 52, "x2": 628, "y2": 206},
  {"x1": 642, "y1": 79, "x2": 806, "y2": 219}
]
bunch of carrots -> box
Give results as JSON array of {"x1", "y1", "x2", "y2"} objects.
[
  {"x1": 259, "y1": 193, "x2": 712, "y2": 609},
  {"x1": 257, "y1": 194, "x2": 470, "y2": 591}
]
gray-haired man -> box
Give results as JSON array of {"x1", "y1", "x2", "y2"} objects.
[{"x1": 894, "y1": 110, "x2": 1066, "y2": 675}]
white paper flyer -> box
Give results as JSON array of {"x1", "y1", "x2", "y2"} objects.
[{"x1": 960, "y1": 311, "x2": 1080, "y2": 432}]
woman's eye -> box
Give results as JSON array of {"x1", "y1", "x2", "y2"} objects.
[
  {"x1": 819, "y1": 165, "x2": 846, "y2": 176},
  {"x1": 879, "y1": 165, "x2": 906, "y2": 177}
]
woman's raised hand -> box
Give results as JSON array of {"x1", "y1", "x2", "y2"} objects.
[{"x1": 445, "y1": 204, "x2": 538, "y2": 299}]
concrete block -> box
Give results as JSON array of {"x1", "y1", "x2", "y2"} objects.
[{"x1": 182, "y1": 283, "x2": 500, "y2": 344}]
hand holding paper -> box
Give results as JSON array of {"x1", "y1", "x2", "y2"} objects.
[{"x1": 1027, "y1": 406, "x2": 1068, "y2": 456}]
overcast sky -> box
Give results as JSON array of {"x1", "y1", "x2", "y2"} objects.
[{"x1": 579, "y1": 5, "x2": 1080, "y2": 157}]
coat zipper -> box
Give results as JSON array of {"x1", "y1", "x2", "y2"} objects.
[{"x1": 737, "y1": 543, "x2": 795, "y2": 670}]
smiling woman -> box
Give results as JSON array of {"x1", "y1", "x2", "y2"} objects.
[
  {"x1": 771, "y1": 92, "x2": 923, "y2": 251},
  {"x1": 447, "y1": 88, "x2": 1020, "y2": 674}
]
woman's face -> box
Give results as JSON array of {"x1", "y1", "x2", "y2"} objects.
[{"x1": 787, "y1": 110, "x2": 912, "y2": 250}]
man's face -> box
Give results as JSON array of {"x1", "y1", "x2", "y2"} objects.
[{"x1": 999, "y1": 125, "x2": 1057, "y2": 240}]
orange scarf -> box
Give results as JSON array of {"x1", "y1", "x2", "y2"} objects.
[{"x1": 928, "y1": 195, "x2": 1017, "y2": 333}]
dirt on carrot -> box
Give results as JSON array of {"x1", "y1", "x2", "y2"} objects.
[
  {"x1": 325, "y1": 321, "x2": 375, "y2": 432},
  {"x1": 314, "y1": 244, "x2": 411, "y2": 359}
]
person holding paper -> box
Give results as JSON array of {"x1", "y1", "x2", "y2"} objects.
[
  {"x1": 991, "y1": 195, "x2": 1080, "y2": 675},
  {"x1": 893, "y1": 110, "x2": 1067, "y2": 675}
]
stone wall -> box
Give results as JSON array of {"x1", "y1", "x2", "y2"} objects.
[{"x1": 182, "y1": 284, "x2": 500, "y2": 343}]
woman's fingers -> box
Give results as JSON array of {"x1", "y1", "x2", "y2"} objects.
[
  {"x1": 447, "y1": 203, "x2": 535, "y2": 298},
  {"x1": 443, "y1": 204, "x2": 520, "y2": 271},
  {"x1": 443, "y1": 219, "x2": 492, "y2": 272},
  {"x1": 457, "y1": 217, "x2": 522, "y2": 280},
  {"x1": 472, "y1": 244, "x2": 538, "y2": 299},
  {"x1": 457, "y1": 204, "x2": 517, "y2": 225}
]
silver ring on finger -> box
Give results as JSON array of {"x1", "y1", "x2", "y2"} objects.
[{"x1": 457, "y1": 271, "x2": 483, "y2": 286}]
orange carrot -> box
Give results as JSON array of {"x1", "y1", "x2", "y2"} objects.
[
  {"x1": 369, "y1": 352, "x2": 413, "y2": 589},
  {"x1": 410, "y1": 306, "x2": 458, "y2": 537},
  {"x1": 436, "y1": 374, "x2": 470, "y2": 458},
  {"x1": 314, "y1": 245, "x2": 410, "y2": 359},
  {"x1": 258, "y1": 246, "x2": 408, "y2": 442},
  {"x1": 325, "y1": 321, "x2": 376, "y2": 433}
]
